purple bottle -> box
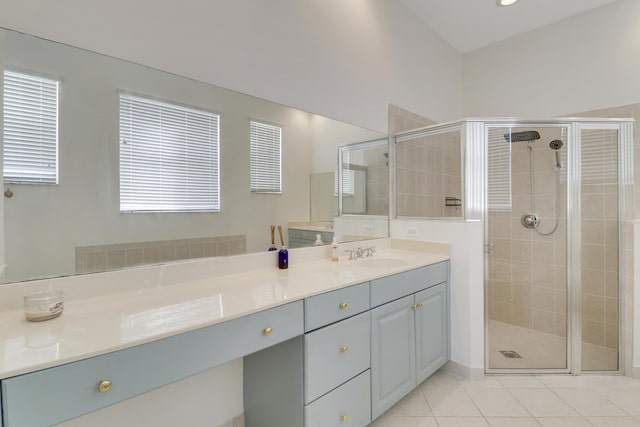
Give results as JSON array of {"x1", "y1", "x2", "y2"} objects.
[{"x1": 278, "y1": 246, "x2": 288, "y2": 269}]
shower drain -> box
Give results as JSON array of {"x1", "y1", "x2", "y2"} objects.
[{"x1": 499, "y1": 350, "x2": 523, "y2": 359}]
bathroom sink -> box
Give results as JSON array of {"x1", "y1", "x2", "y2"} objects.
[{"x1": 355, "y1": 258, "x2": 408, "y2": 269}]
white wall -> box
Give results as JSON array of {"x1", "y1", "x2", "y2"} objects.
[
  {"x1": 390, "y1": 219, "x2": 485, "y2": 377},
  {"x1": 463, "y1": 0, "x2": 640, "y2": 118},
  {"x1": 0, "y1": 0, "x2": 463, "y2": 133}
]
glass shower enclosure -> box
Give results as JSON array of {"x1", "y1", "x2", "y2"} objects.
[{"x1": 393, "y1": 118, "x2": 634, "y2": 374}]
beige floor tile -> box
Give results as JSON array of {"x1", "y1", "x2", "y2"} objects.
[
  {"x1": 601, "y1": 388, "x2": 640, "y2": 415},
  {"x1": 498, "y1": 376, "x2": 547, "y2": 388},
  {"x1": 536, "y1": 375, "x2": 590, "y2": 388},
  {"x1": 587, "y1": 417, "x2": 640, "y2": 427},
  {"x1": 486, "y1": 417, "x2": 541, "y2": 427},
  {"x1": 420, "y1": 370, "x2": 465, "y2": 390},
  {"x1": 383, "y1": 416, "x2": 438, "y2": 427},
  {"x1": 435, "y1": 417, "x2": 490, "y2": 427},
  {"x1": 423, "y1": 387, "x2": 481, "y2": 417},
  {"x1": 510, "y1": 388, "x2": 579, "y2": 417},
  {"x1": 466, "y1": 387, "x2": 530, "y2": 417},
  {"x1": 536, "y1": 417, "x2": 594, "y2": 427},
  {"x1": 386, "y1": 389, "x2": 432, "y2": 417},
  {"x1": 463, "y1": 375, "x2": 506, "y2": 391},
  {"x1": 370, "y1": 416, "x2": 387, "y2": 427},
  {"x1": 553, "y1": 388, "x2": 627, "y2": 417}
]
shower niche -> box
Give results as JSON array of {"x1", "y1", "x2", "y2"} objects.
[{"x1": 393, "y1": 118, "x2": 634, "y2": 374}]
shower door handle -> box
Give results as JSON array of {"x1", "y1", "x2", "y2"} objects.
[{"x1": 484, "y1": 243, "x2": 494, "y2": 254}]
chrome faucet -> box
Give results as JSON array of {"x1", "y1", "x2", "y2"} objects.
[{"x1": 345, "y1": 246, "x2": 376, "y2": 260}]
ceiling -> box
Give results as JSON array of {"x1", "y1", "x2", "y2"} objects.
[{"x1": 399, "y1": 0, "x2": 621, "y2": 53}]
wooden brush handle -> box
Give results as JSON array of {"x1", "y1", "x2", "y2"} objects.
[
  {"x1": 277, "y1": 225, "x2": 284, "y2": 246},
  {"x1": 270, "y1": 225, "x2": 275, "y2": 245}
]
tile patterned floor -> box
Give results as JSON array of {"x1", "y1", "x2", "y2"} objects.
[{"x1": 370, "y1": 370, "x2": 640, "y2": 426}]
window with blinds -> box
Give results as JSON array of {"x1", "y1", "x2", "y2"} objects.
[
  {"x1": 487, "y1": 131, "x2": 512, "y2": 210},
  {"x1": 581, "y1": 129, "x2": 618, "y2": 185},
  {"x1": 249, "y1": 120, "x2": 281, "y2": 194},
  {"x1": 3, "y1": 70, "x2": 59, "y2": 184},
  {"x1": 119, "y1": 93, "x2": 220, "y2": 212}
]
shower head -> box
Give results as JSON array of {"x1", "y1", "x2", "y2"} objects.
[
  {"x1": 549, "y1": 140, "x2": 564, "y2": 169},
  {"x1": 549, "y1": 140, "x2": 563, "y2": 150},
  {"x1": 504, "y1": 130, "x2": 541, "y2": 143}
]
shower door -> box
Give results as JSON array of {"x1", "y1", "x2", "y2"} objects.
[
  {"x1": 485, "y1": 124, "x2": 570, "y2": 371},
  {"x1": 484, "y1": 120, "x2": 631, "y2": 373}
]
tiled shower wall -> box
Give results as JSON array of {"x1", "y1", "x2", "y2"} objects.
[
  {"x1": 76, "y1": 235, "x2": 246, "y2": 274},
  {"x1": 396, "y1": 133, "x2": 462, "y2": 218},
  {"x1": 487, "y1": 130, "x2": 568, "y2": 339}
]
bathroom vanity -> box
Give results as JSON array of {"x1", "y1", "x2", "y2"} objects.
[{"x1": 0, "y1": 242, "x2": 449, "y2": 426}]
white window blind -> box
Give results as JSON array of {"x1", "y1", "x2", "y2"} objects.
[
  {"x1": 119, "y1": 94, "x2": 220, "y2": 212},
  {"x1": 487, "y1": 132, "x2": 511, "y2": 210},
  {"x1": 581, "y1": 129, "x2": 618, "y2": 185},
  {"x1": 250, "y1": 121, "x2": 281, "y2": 193},
  {"x1": 3, "y1": 70, "x2": 59, "y2": 184}
]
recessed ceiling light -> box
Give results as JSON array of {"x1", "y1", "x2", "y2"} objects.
[{"x1": 497, "y1": 0, "x2": 519, "y2": 6}]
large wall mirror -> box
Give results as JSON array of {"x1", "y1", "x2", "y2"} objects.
[{"x1": 0, "y1": 28, "x2": 388, "y2": 284}]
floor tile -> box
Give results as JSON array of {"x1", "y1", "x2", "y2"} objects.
[
  {"x1": 370, "y1": 416, "x2": 387, "y2": 427},
  {"x1": 601, "y1": 388, "x2": 640, "y2": 415},
  {"x1": 435, "y1": 417, "x2": 490, "y2": 427},
  {"x1": 553, "y1": 388, "x2": 627, "y2": 417},
  {"x1": 463, "y1": 375, "x2": 506, "y2": 392},
  {"x1": 537, "y1": 375, "x2": 590, "y2": 388},
  {"x1": 498, "y1": 376, "x2": 547, "y2": 388},
  {"x1": 420, "y1": 371, "x2": 465, "y2": 390},
  {"x1": 486, "y1": 417, "x2": 542, "y2": 426},
  {"x1": 386, "y1": 389, "x2": 432, "y2": 417},
  {"x1": 383, "y1": 416, "x2": 438, "y2": 427},
  {"x1": 466, "y1": 387, "x2": 530, "y2": 417},
  {"x1": 510, "y1": 388, "x2": 579, "y2": 417},
  {"x1": 423, "y1": 387, "x2": 481, "y2": 417},
  {"x1": 587, "y1": 417, "x2": 640, "y2": 427},
  {"x1": 536, "y1": 417, "x2": 594, "y2": 427}
]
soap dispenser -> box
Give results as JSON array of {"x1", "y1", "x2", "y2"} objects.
[
  {"x1": 313, "y1": 234, "x2": 323, "y2": 246},
  {"x1": 331, "y1": 236, "x2": 339, "y2": 262}
]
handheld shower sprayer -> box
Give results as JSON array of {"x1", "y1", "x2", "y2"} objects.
[{"x1": 549, "y1": 140, "x2": 563, "y2": 169}]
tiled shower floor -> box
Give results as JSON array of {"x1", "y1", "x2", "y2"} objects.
[{"x1": 488, "y1": 321, "x2": 618, "y2": 371}]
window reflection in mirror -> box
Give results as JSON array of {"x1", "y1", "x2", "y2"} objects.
[{"x1": 394, "y1": 126, "x2": 464, "y2": 219}]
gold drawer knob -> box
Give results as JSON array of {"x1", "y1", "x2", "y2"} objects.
[
  {"x1": 263, "y1": 327, "x2": 273, "y2": 336},
  {"x1": 339, "y1": 302, "x2": 348, "y2": 310},
  {"x1": 340, "y1": 414, "x2": 349, "y2": 422},
  {"x1": 340, "y1": 345, "x2": 349, "y2": 353},
  {"x1": 411, "y1": 303, "x2": 419, "y2": 310},
  {"x1": 97, "y1": 380, "x2": 112, "y2": 393}
]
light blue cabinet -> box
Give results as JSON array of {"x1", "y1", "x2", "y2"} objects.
[
  {"x1": 416, "y1": 284, "x2": 450, "y2": 383},
  {"x1": 370, "y1": 263, "x2": 450, "y2": 421},
  {"x1": 371, "y1": 295, "x2": 416, "y2": 419},
  {"x1": 0, "y1": 261, "x2": 449, "y2": 427}
]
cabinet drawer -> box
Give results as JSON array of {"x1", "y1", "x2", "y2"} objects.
[
  {"x1": 305, "y1": 282, "x2": 369, "y2": 331},
  {"x1": 304, "y1": 370, "x2": 371, "y2": 427},
  {"x1": 1, "y1": 301, "x2": 303, "y2": 427},
  {"x1": 304, "y1": 312, "x2": 370, "y2": 404},
  {"x1": 370, "y1": 261, "x2": 448, "y2": 307}
]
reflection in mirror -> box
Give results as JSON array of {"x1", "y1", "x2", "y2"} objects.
[
  {"x1": 394, "y1": 125, "x2": 464, "y2": 219},
  {"x1": 0, "y1": 28, "x2": 386, "y2": 284},
  {"x1": 339, "y1": 138, "x2": 389, "y2": 216}
]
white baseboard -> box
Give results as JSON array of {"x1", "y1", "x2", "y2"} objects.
[{"x1": 442, "y1": 360, "x2": 484, "y2": 380}]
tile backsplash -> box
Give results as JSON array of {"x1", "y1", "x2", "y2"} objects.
[{"x1": 76, "y1": 235, "x2": 247, "y2": 274}]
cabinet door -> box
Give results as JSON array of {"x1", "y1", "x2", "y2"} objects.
[
  {"x1": 415, "y1": 283, "x2": 449, "y2": 384},
  {"x1": 370, "y1": 295, "x2": 416, "y2": 420}
]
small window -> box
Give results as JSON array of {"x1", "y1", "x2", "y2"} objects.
[
  {"x1": 487, "y1": 131, "x2": 511, "y2": 210},
  {"x1": 119, "y1": 93, "x2": 220, "y2": 212},
  {"x1": 250, "y1": 120, "x2": 281, "y2": 194},
  {"x1": 3, "y1": 70, "x2": 59, "y2": 184}
]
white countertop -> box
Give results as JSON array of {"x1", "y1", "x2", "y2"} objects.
[{"x1": 0, "y1": 240, "x2": 449, "y2": 379}]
